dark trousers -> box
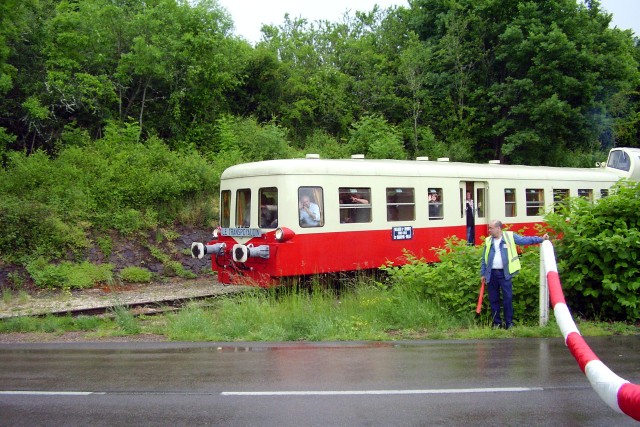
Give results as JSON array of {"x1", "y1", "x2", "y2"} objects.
[
  {"x1": 488, "y1": 269, "x2": 513, "y2": 327},
  {"x1": 466, "y1": 224, "x2": 475, "y2": 245}
]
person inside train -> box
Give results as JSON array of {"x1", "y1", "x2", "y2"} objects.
[
  {"x1": 260, "y1": 195, "x2": 278, "y2": 228},
  {"x1": 349, "y1": 193, "x2": 368, "y2": 204},
  {"x1": 299, "y1": 195, "x2": 321, "y2": 227},
  {"x1": 466, "y1": 191, "x2": 475, "y2": 245},
  {"x1": 429, "y1": 189, "x2": 442, "y2": 219}
]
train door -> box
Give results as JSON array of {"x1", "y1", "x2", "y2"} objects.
[{"x1": 460, "y1": 181, "x2": 487, "y2": 245}]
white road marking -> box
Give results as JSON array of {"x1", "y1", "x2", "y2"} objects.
[
  {"x1": 221, "y1": 387, "x2": 544, "y2": 396},
  {"x1": 0, "y1": 391, "x2": 104, "y2": 396},
  {"x1": 0, "y1": 386, "x2": 545, "y2": 397}
]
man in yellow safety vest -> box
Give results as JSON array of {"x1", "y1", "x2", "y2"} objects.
[{"x1": 480, "y1": 220, "x2": 548, "y2": 329}]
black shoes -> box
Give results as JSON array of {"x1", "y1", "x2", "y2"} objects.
[{"x1": 492, "y1": 323, "x2": 515, "y2": 330}]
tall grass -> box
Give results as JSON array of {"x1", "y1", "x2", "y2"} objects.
[
  {"x1": 166, "y1": 282, "x2": 481, "y2": 342},
  {"x1": 1, "y1": 282, "x2": 636, "y2": 340}
]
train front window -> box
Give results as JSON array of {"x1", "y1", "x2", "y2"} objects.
[
  {"x1": 607, "y1": 150, "x2": 630, "y2": 172},
  {"x1": 526, "y1": 189, "x2": 544, "y2": 216},
  {"x1": 428, "y1": 188, "x2": 443, "y2": 220},
  {"x1": 504, "y1": 189, "x2": 517, "y2": 217},
  {"x1": 339, "y1": 187, "x2": 372, "y2": 223},
  {"x1": 221, "y1": 190, "x2": 231, "y2": 228},
  {"x1": 259, "y1": 188, "x2": 278, "y2": 229},
  {"x1": 578, "y1": 189, "x2": 593, "y2": 202},
  {"x1": 386, "y1": 188, "x2": 415, "y2": 221},
  {"x1": 236, "y1": 189, "x2": 251, "y2": 227},
  {"x1": 299, "y1": 187, "x2": 324, "y2": 227}
]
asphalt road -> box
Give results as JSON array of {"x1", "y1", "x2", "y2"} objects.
[{"x1": 0, "y1": 337, "x2": 638, "y2": 426}]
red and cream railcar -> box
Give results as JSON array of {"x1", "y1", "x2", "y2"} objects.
[{"x1": 191, "y1": 147, "x2": 640, "y2": 286}]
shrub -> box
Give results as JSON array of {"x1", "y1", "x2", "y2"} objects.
[
  {"x1": 26, "y1": 259, "x2": 113, "y2": 289},
  {"x1": 381, "y1": 236, "x2": 542, "y2": 325},
  {"x1": 545, "y1": 180, "x2": 640, "y2": 321},
  {"x1": 0, "y1": 131, "x2": 219, "y2": 270},
  {"x1": 119, "y1": 266, "x2": 153, "y2": 283}
]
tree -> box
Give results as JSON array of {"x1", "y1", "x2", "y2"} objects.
[
  {"x1": 1, "y1": 0, "x2": 246, "y2": 152},
  {"x1": 347, "y1": 114, "x2": 405, "y2": 159},
  {"x1": 409, "y1": 0, "x2": 640, "y2": 164}
]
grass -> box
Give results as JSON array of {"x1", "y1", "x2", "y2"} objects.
[{"x1": 0, "y1": 283, "x2": 637, "y2": 341}]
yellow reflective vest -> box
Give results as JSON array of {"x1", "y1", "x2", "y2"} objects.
[{"x1": 483, "y1": 231, "x2": 521, "y2": 275}]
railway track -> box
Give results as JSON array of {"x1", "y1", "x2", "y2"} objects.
[
  {"x1": 0, "y1": 280, "x2": 246, "y2": 320},
  {"x1": 54, "y1": 294, "x2": 223, "y2": 318}
]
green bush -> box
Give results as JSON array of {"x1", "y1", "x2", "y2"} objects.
[
  {"x1": 381, "y1": 236, "x2": 543, "y2": 325},
  {"x1": 0, "y1": 127, "x2": 219, "y2": 269},
  {"x1": 119, "y1": 266, "x2": 153, "y2": 283},
  {"x1": 26, "y1": 259, "x2": 114, "y2": 289},
  {"x1": 545, "y1": 181, "x2": 640, "y2": 321}
]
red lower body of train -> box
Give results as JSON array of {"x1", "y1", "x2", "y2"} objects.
[{"x1": 193, "y1": 221, "x2": 541, "y2": 287}]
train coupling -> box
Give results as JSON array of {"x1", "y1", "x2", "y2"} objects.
[
  {"x1": 191, "y1": 242, "x2": 226, "y2": 259},
  {"x1": 232, "y1": 244, "x2": 270, "y2": 262}
]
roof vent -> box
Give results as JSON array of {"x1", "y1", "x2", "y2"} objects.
[
  {"x1": 416, "y1": 156, "x2": 429, "y2": 161},
  {"x1": 305, "y1": 154, "x2": 320, "y2": 159},
  {"x1": 437, "y1": 157, "x2": 450, "y2": 162},
  {"x1": 351, "y1": 154, "x2": 365, "y2": 159},
  {"x1": 488, "y1": 160, "x2": 500, "y2": 164}
]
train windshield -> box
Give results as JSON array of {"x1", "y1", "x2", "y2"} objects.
[
  {"x1": 259, "y1": 188, "x2": 278, "y2": 229},
  {"x1": 607, "y1": 150, "x2": 631, "y2": 172},
  {"x1": 236, "y1": 189, "x2": 251, "y2": 227},
  {"x1": 220, "y1": 190, "x2": 231, "y2": 227}
]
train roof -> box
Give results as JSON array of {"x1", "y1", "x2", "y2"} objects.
[{"x1": 221, "y1": 156, "x2": 622, "y2": 183}]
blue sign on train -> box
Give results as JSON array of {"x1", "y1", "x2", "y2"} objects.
[
  {"x1": 392, "y1": 226, "x2": 413, "y2": 240},
  {"x1": 221, "y1": 228, "x2": 263, "y2": 237}
]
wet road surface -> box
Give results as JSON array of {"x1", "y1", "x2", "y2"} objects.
[{"x1": 0, "y1": 337, "x2": 638, "y2": 426}]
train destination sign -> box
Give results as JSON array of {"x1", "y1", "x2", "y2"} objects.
[
  {"x1": 392, "y1": 226, "x2": 413, "y2": 240},
  {"x1": 221, "y1": 228, "x2": 263, "y2": 237}
]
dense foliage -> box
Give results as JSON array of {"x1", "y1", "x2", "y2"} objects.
[
  {"x1": 0, "y1": 0, "x2": 639, "y2": 315},
  {"x1": 0, "y1": 0, "x2": 638, "y2": 164},
  {"x1": 545, "y1": 181, "x2": 640, "y2": 321},
  {"x1": 384, "y1": 183, "x2": 640, "y2": 323},
  {"x1": 381, "y1": 236, "x2": 542, "y2": 325},
  {"x1": 0, "y1": 121, "x2": 217, "y2": 287}
]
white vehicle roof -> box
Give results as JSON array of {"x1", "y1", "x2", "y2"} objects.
[{"x1": 222, "y1": 156, "x2": 619, "y2": 183}]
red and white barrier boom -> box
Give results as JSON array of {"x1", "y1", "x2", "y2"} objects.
[{"x1": 541, "y1": 241, "x2": 640, "y2": 421}]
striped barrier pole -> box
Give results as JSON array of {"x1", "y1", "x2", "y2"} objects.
[{"x1": 540, "y1": 240, "x2": 640, "y2": 422}]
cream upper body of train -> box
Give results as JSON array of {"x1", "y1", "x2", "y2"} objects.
[{"x1": 191, "y1": 147, "x2": 640, "y2": 286}]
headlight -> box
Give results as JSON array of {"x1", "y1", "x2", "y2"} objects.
[{"x1": 275, "y1": 227, "x2": 295, "y2": 242}]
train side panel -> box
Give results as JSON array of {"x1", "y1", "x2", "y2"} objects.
[{"x1": 193, "y1": 151, "x2": 635, "y2": 286}]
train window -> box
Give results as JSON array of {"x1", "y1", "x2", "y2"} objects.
[
  {"x1": 259, "y1": 188, "x2": 278, "y2": 229},
  {"x1": 299, "y1": 187, "x2": 324, "y2": 227},
  {"x1": 553, "y1": 189, "x2": 570, "y2": 212},
  {"x1": 600, "y1": 189, "x2": 609, "y2": 198},
  {"x1": 476, "y1": 188, "x2": 485, "y2": 218},
  {"x1": 386, "y1": 188, "x2": 415, "y2": 221},
  {"x1": 221, "y1": 190, "x2": 231, "y2": 228},
  {"x1": 236, "y1": 189, "x2": 251, "y2": 227},
  {"x1": 526, "y1": 189, "x2": 545, "y2": 216},
  {"x1": 504, "y1": 189, "x2": 517, "y2": 217},
  {"x1": 339, "y1": 187, "x2": 372, "y2": 223},
  {"x1": 428, "y1": 188, "x2": 443, "y2": 220},
  {"x1": 578, "y1": 189, "x2": 593, "y2": 202}
]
